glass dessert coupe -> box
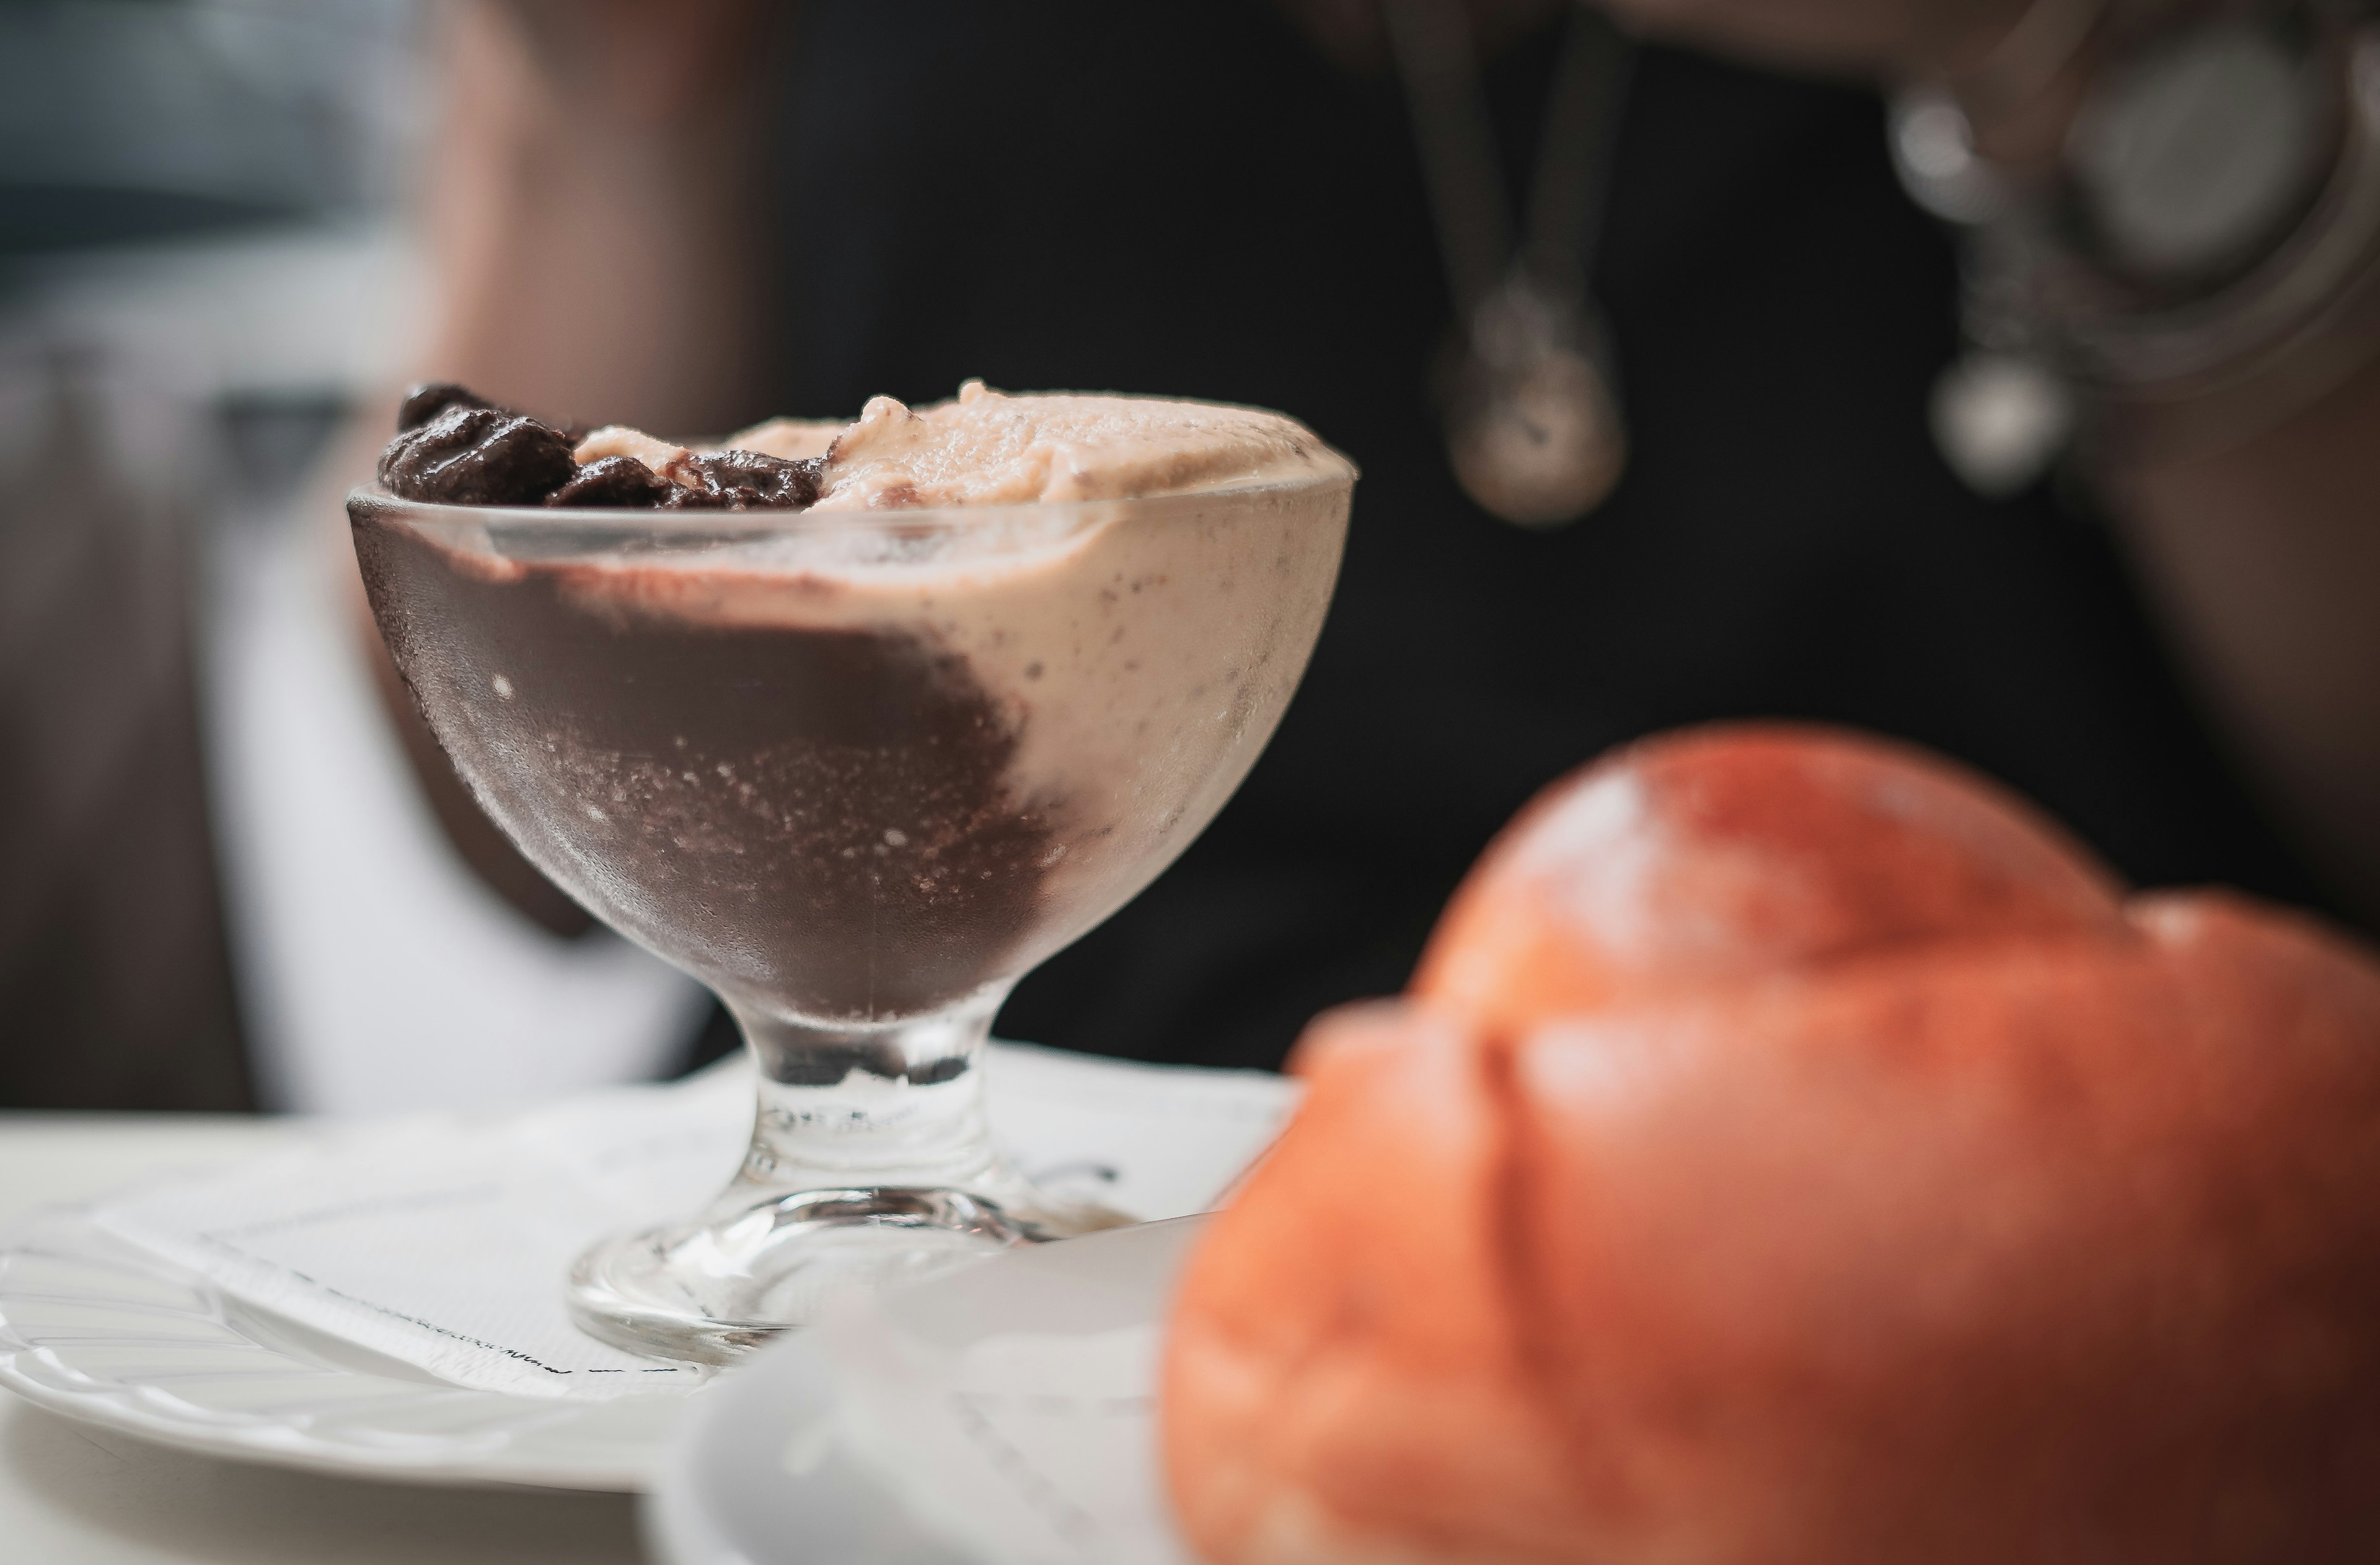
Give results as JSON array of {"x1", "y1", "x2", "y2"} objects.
[{"x1": 348, "y1": 465, "x2": 1351, "y2": 1362}]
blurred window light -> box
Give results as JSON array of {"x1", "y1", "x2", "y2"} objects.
[{"x1": 0, "y1": 0, "x2": 426, "y2": 259}]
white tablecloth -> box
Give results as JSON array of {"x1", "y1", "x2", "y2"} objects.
[{"x1": 0, "y1": 1113, "x2": 646, "y2": 1565}]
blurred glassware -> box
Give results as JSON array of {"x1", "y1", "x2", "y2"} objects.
[{"x1": 347, "y1": 461, "x2": 1352, "y2": 1359}]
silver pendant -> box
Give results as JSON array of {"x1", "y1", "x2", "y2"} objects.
[
  {"x1": 1443, "y1": 276, "x2": 1626, "y2": 528},
  {"x1": 1930, "y1": 350, "x2": 2075, "y2": 496},
  {"x1": 1388, "y1": 0, "x2": 1633, "y2": 531}
]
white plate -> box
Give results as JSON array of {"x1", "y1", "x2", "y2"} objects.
[
  {"x1": 646, "y1": 1215, "x2": 1207, "y2": 1565},
  {"x1": 0, "y1": 1206, "x2": 692, "y2": 1492}
]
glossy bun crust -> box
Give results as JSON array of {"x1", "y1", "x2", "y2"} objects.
[{"x1": 1163, "y1": 725, "x2": 2380, "y2": 1564}]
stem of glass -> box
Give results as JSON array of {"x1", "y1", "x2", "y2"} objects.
[
  {"x1": 726, "y1": 985, "x2": 1016, "y2": 1201},
  {"x1": 566, "y1": 981, "x2": 1122, "y2": 1362}
]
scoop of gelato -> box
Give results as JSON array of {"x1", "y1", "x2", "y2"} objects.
[{"x1": 798, "y1": 379, "x2": 1336, "y2": 509}]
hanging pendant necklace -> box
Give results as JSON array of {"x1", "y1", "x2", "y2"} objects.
[{"x1": 1385, "y1": 0, "x2": 1634, "y2": 527}]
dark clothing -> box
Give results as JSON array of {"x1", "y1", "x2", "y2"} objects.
[
  {"x1": 756, "y1": 1, "x2": 2329, "y2": 1071},
  {"x1": 7, "y1": 2, "x2": 2330, "y2": 1106}
]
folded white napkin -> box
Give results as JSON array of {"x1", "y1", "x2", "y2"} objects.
[{"x1": 92, "y1": 1044, "x2": 1297, "y2": 1401}]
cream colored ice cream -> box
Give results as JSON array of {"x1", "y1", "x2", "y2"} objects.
[
  {"x1": 576, "y1": 379, "x2": 1339, "y2": 509},
  {"x1": 363, "y1": 385, "x2": 1354, "y2": 1023}
]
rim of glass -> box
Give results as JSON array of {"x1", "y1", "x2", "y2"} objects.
[{"x1": 346, "y1": 466, "x2": 1355, "y2": 536}]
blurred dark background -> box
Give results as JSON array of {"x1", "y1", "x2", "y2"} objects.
[{"x1": 4, "y1": 0, "x2": 2369, "y2": 1117}]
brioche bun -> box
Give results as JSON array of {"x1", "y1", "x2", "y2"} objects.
[{"x1": 1165, "y1": 726, "x2": 2380, "y2": 1564}]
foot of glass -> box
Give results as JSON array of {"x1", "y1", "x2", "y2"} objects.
[{"x1": 565, "y1": 989, "x2": 1127, "y2": 1364}]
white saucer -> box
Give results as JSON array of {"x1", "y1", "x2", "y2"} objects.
[
  {"x1": 0, "y1": 1206, "x2": 691, "y2": 1492},
  {"x1": 646, "y1": 1214, "x2": 1207, "y2": 1565}
]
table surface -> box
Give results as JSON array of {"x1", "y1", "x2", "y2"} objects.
[{"x1": 0, "y1": 1113, "x2": 647, "y2": 1564}]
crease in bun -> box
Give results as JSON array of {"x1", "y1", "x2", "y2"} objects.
[{"x1": 1164, "y1": 1003, "x2": 1595, "y2": 1565}]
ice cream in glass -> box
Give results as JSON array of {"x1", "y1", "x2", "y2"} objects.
[{"x1": 350, "y1": 380, "x2": 1353, "y2": 1361}]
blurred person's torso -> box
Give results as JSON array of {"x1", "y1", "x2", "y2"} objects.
[{"x1": 747, "y1": 0, "x2": 2329, "y2": 1067}]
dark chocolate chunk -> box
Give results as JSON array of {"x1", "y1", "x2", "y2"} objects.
[
  {"x1": 547, "y1": 455, "x2": 677, "y2": 508},
  {"x1": 661, "y1": 451, "x2": 827, "y2": 511},
  {"x1": 379, "y1": 381, "x2": 824, "y2": 513},
  {"x1": 377, "y1": 403, "x2": 578, "y2": 506},
  {"x1": 397, "y1": 382, "x2": 495, "y2": 431}
]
